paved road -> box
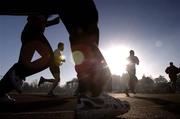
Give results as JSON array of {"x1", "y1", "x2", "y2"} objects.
[
  {"x1": 112, "y1": 93, "x2": 180, "y2": 119},
  {"x1": 0, "y1": 93, "x2": 180, "y2": 119}
]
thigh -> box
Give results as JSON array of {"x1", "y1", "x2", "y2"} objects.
[
  {"x1": 18, "y1": 39, "x2": 53, "y2": 64},
  {"x1": 59, "y1": 0, "x2": 98, "y2": 35}
]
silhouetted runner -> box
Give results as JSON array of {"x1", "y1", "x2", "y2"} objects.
[
  {"x1": 0, "y1": 0, "x2": 130, "y2": 117},
  {"x1": 38, "y1": 42, "x2": 65, "y2": 96},
  {"x1": 125, "y1": 50, "x2": 139, "y2": 97},
  {"x1": 57, "y1": 0, "x2": 130, "y2": 117},
  {"x1": 0, "y1": 15, "x2": 60, "y2": 101},
  {"x1": 165, "y1": 62, "x2": 180, "y2": 93}
]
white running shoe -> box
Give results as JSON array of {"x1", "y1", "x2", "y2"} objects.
[
  {"x1": 99, "y1": 93, "x2": 130, "y2": 114},
  {"x1": 76, "y1": 93, "x2": 130, "y2": 119},
  {"x1": 76, "y1": 95, "x2": 105, "y2": 110}
]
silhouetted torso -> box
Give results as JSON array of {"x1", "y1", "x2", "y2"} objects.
[
  {"x1": 126, "y1": 55, "x2": 139, "y2": 75},
  {"x1": 165, "y1": 65, "x2": 179, "y2": 80},
  {"x1": 21, "y1": 16, "x2": 47, "y2": 44}
]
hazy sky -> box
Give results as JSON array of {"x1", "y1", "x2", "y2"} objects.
[{"x1": 0, "y1": 0, "x2": 180, "y2": 85}]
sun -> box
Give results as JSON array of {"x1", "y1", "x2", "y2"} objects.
[{"x1": 102, "y1": 45, "x2": 130, "y2": 75}]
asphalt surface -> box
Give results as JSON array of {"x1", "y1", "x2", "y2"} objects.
[{"x1": 0, "y1": 93, "x2": 180, "y2": 119}]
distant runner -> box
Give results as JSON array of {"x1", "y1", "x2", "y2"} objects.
[
  {"x1": 0, "y1": 15, "x2": 60, "y2": 101},
  {"x1": 165, "y1": 62, "x2": 180, "y2": 93},
  {"x1": 125, "y1": 50, "x2": 139, "y2": 97},
  {"x1": 38, "y1": 42, "x2": 65, "y2": 96}
]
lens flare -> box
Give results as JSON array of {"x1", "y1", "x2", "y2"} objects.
[{"x1": 72, "y1": 50, "x2": 85, "y2": 65}]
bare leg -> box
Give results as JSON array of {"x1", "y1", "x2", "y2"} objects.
[
  {"x1": 38, "y1": 76, "x2": 60, "y2": 96},
  {"x1": 47, "y1": 62, "x2": 60, "y2": 95},
  {"x1": 0, "y1": 37, "x2": 53, "y2": 96},
  {"x1": 17, "y1": 39, "x2": 53, "y2": 78},
  {"x1": 58, "y1": 0, "x2": 112, "y2": 97},
  {"x1": 37, "y1": 55, "x2": 61, "y2": 95}
]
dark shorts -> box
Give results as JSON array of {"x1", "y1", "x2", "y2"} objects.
[{"x1": 51, "y1": 60, "x2": 60, "y2": 74}]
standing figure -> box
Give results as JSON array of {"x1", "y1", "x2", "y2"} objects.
[
  {"x1": 38, "y1": 42, "x2": 65, "y2": 96},
  {"x1": 125, "y1": 50, "x2": 139, "y2": 97},
  {"x1": 165, "y1": 62, "x2": 180, "y2": 93}
]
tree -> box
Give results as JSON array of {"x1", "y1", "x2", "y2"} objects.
[
  {"x1": 140, "y1": 75, "x2": 154, "y2": 86},
  {"x1": 137, "y1": 75, "x2": 154, "y2": 93},
  {"x1": 154, "y1": 75, "x2": 168, "y2": 84}
]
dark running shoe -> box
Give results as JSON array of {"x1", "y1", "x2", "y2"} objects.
[
  {"x1": 0, "y1": 94, "x2": 16, "y2": 102},
  {"x1": 38, "y1": 76, "x2": 45, "y2": 87},
  {"x1": 9, "y1": 70, "x2": 23, "y2": 94},
  {"x1": 132, "y1": 90, "x2": 136, "y2": 94},
  {"x1": 47, "y1": 92, "x2": 57, "y2": 97},
  {"x1": 125, "y1": 89, "x2": 130, "y2": 97}
]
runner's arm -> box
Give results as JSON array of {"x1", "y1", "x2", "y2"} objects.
[
  {"x1": 136, "y1": 57, "x2": 139, "y2": 65},
  {"x1": 46, "y1": 17, "x2": 60, "y2": 27}
]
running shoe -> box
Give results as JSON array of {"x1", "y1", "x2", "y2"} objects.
[
  {"x1": 125, "y1": 89, "x2": 130, "y2": 97},
  {"x1": 38, "y1": 76, "x2": 45, "y2": 87},
  {"x1": 47, "y1": 91, "x2": 56, "y2": 97},
  {"x1": 76, "y1": 93, "x2": 130, "y2": 119},
  {"x1": 9, "y1": 70, "x2": 23, "y2": 94},
  {"x1": 0, "y1": 94, "x2": 16, "y2": 102}
]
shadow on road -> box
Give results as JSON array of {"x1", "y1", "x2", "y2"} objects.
[
  {"x1": 0, "y1": 94, "x2": 73, "y2": 113},
  {"x1": 133, "y1": 96, "x2": 180, "y2": 115}
]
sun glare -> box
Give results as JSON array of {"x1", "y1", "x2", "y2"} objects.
[{"x1": 102, "y1": 45, "x2": 130, "y2": 75}]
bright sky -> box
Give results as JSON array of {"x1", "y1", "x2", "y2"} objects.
[{"x1": 0, "y1": 0, "x2": 180, "y2": 85}]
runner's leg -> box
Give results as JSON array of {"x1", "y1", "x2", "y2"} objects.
[{"x1": 58, "y1": 0, "x2": 111, "y2": 97}]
